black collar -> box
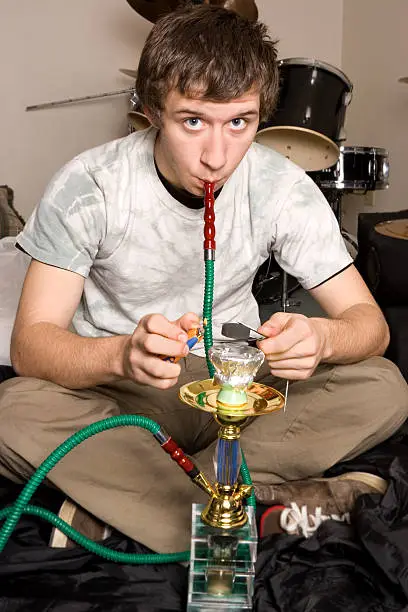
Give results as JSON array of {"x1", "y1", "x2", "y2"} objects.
[{"x1": 154, "y1": 160, "x2": 223, "y2": 209}]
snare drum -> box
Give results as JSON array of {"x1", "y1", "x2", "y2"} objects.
[
  {"x1": 256, "y1": 58, "x2": 353, "y2": 172},
  {"x1": 311, "y1": 146, "x2": 389, "y2": 191}
]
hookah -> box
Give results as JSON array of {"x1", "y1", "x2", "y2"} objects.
[{"x1": 0, "y1": 182, "x2": 285, "y2": 611}]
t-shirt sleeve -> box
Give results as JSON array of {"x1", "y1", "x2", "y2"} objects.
[
  {"x1": 16, "y1": 157, "x2": 106, "y2": 278},
  {"x1": 272, "y1": 174, "x2": 353, "y2": 289}
]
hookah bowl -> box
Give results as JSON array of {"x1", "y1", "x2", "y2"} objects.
[{"x1": 179, "y1": 343, "x2": 285, "y2": 610}]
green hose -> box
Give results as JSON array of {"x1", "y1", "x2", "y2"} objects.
[
  {"x1": 0, "y1": 247, "x2": 255, "y2": 561},
  {"x1": 203, "y1": 258, "x2": 215, "y2": 378},
  {"x1": 0, "y1": 415, "x2": 187, "y2": 562},
  {"x1": 0, "y1": 504, "x2": 189, "y2": 564}
]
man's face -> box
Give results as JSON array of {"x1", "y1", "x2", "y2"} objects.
[{"x1": 152, "y1": 88, "x2": 260, "y2": 195}]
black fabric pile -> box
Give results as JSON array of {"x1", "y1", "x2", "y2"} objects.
[{"x1": 2, "y1": 423, "x2": 408, "y2": 611}]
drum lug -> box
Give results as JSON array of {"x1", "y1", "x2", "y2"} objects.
[{"x1": 283, "y1": 298, "x2": 302, "y2": 310}]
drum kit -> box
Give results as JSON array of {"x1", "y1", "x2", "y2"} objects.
[{"x1": 253, "y1": 57, "x2": 392, "y2": 308}]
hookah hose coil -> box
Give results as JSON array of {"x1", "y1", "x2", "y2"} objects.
[{"x1": 0, "y1": 182, "x2": 255, "y2": 563}]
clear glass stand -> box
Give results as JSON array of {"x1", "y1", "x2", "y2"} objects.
[{"x1": 187, "y1": 503, "x2": 257, "y2": 611}]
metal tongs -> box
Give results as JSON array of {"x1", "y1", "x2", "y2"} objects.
[{"x1": 221, "y1": 322, "x2": 289, "y2": 412}]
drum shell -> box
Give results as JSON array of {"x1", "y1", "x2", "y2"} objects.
[
  {"x1": 261, "y1": 59, "x2": 352, "y2": 143},
  {"x1": 311, "y1": 146, "x2": 389, "y2": 191},
  {"x1": 356, "y1": 210, "x2": 408, "y2": 307}
]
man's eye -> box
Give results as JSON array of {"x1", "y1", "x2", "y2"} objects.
[
  {"x1": 231, "y1": 118, "x2": 247, "y2": 129},
  {"x1": 185, "y1": 118, "x2": 202, "y2": 129}
]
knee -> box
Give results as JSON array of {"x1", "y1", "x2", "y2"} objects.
[
  {"x1": 0, "y1": 378, "x2": 45, "y2": 459},
  {"x1": 362, "y1": 356, "x2": 408, "y2": 423},
  {"x1": 0, "y1": 377, "x2": 120, "y2": 468}
]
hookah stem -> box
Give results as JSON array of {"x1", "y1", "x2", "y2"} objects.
[
  {"x1": 203, "y1": 181, "x2": 216, "y2": 378},
  {"x1": 202, "y1": 181, "x2": 255, "y2": 507}
]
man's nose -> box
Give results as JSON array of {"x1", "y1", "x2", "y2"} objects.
[{"x1": 201, "y1": 131, "x2": 227, "y2": 172}]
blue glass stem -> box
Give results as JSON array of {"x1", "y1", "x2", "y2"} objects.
[{"x1": 216, "y1": 438, "x2": 241, "y2": 486}]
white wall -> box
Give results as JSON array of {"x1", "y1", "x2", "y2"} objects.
[
  {"x1": 0, "y1": 0, "x2": 150, "y2": 219},
  {"x1": 258, "y1": 0, "x2": 343, "y2": 67},
  {"x1": 0, "y1": 0, "x2": 344, "y2": 219},
  {"x1": 341, "y1": 0, "x2": 408, "y2": 234}
]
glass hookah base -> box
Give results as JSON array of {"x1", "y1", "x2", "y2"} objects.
[
  {"x1": 179, "y1": 379, "x2": 285, "y2": 416},
  {"x1": 187, "y1": 503, "x2": 257, "y2": 611}
]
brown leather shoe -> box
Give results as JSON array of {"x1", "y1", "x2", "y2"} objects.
[
  {"x1": 49, "y1": 499, "x2": 111, "y2": 548},
  {"x1": 255, "y1": 471, "x2": 388, "y2": 517}
]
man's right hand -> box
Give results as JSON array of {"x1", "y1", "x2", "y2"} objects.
[{"x1": 121, "y1": 312, "x2": 200, "y2": 389}]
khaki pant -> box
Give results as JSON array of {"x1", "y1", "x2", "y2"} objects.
[{"x1": 0, "y1": 355, "x2": 407, "y2": 553}]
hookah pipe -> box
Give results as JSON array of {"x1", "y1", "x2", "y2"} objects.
[{"x1": 0, "y1": 181, "x2": 256, "y2": 563}]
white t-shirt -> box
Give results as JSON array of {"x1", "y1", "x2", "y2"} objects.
[{"x1": 17, "y1": 128, "x2": 352, "y2": 351}]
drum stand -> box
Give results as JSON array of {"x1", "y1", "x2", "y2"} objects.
[
  {"x1": 325, "y1": 188, "x2": 344, "y2": 229},
  {"x1": 281, "y1": 270, "x2": 301, "y2": 312}
]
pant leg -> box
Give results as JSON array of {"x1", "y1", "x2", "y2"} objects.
[
  {"x1": 194, "y1": 356, "x2": 408, "y2": 485},
  {"x1": 0, "y1": 356, "x2": 216, "y2": 554}
]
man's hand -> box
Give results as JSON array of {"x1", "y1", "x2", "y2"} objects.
[
  {"x1": 122, "y1": 312, "x2": 200, "y2": 389},
  {"x1": 257, "y1": 313, "x2": 327, "y2": 380}
]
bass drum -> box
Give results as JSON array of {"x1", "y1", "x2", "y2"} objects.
[{"x1": 256, "y1": 58, "x2": 353, "y2": 172}]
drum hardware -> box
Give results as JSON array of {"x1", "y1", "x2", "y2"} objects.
[
  {"x1": 341, "y1": 229, "x2": 358, "y2": 260},
  {"x1": 128, "y1": 110, "x2": 151, "y2": 131},
  {"x1": 253, "y1": 253, "x2": 300, "y2": 308},
  {"x1": 252, "y1": 264, "x2": 280, "y2": 301},
  {"x1": 119, "y1": 68, "x2": 138, "y2": 79},
  {"x1": 26, "y1": 87, "x2": 135, "y2": 112},
  {"x1": 257, "y1": 58, "x2": 353, "y2": 172},
  {"x1": 281, "y1": 270, "x2": 301, "y2": 312}
]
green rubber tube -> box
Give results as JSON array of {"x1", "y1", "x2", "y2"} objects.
[
  {"x1": 0, "y1": 415, "x2": 188, "y2": 562},
  {"x1": 0, "y1": 504, "x2": 189, "y2": 563},
  {"x1": 203, "y1": 258, "x2": 215, "y2": 378}
]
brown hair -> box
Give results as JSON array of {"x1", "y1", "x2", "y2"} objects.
[{"x1": 136, "y1": 4, "x2": 279, "y2": 124}]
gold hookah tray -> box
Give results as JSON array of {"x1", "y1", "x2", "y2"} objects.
[{"x1": 179, "y1": 379, "x2": 285, "y2": 416}]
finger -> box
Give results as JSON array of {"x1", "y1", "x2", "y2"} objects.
[
  {"x1": 269, "y1": 367, "x2": 315, "y2": 381},
  {"x1": 258, "y1": 312, "x2": 293, "y2": 337},
  {"x1": 263, "y1": 343, "x2": 318, "y2": 362},
  {"x1": 265, "y1": 356, "x2": 317, "y2": 371},
  {"x1": 259, "y1": 317, "x2": 313, "y2": 356},
  {"x1": 258, "y1": 326, "x2": 303, "y2": 356},
  {"x1": 135, "y1": 353, "x2": 182, "y2": 380},
  {"x1": 143, "y1": 333, "x2": 190, "y2": 359},
  {"x1": 134, "y1": 370, "x2": 180, "y2": 390},
  {"x1": 174, "y1": 312, "x2": 201, "y2": 334},
  {"x1": 140, "y1": 313, "x2": 189, "y2": 342}
]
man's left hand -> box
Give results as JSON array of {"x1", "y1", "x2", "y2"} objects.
[{"x1": 257, "y1": 312, "x2": 327, "y2": 380}]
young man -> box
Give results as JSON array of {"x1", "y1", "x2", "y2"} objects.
[{"x1": 0, "y1": 6, "x2": 407, "y2": 553}]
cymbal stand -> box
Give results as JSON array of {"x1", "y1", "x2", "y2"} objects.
[{"x1": 26, "y1": 87, "x2": 135, "y2": 112}]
